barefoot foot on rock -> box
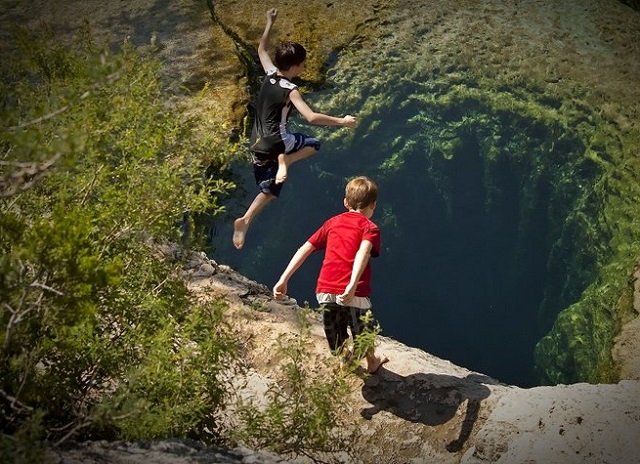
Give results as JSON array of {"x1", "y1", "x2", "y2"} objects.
[{"x1": 367, "y1": 355, "x2": 389, "y2": 374}]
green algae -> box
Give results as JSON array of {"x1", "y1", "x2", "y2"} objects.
[
  {"x1": 310, "y1": 61, "x2": 640, "y2": 384},
  {"x1": 536, "y1": 127, "x2": 640, "y2": 384}
]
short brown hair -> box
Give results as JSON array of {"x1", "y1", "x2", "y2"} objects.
[
  {"x1": 345, "y1": 176, "x2": 378, "y2": 210},
  {"x1": 274, "y1": 41, "x2": 307, "y2": 71}
]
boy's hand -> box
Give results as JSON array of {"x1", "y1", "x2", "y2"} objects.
[
  {"x1": 266, "y1": 8, "x2": 278, "y2": 22},
  {"x1": 273, "y1": 280, "x2": 287, "y2": 300},
  {"x1": 341, "y1": 115, "x2": 357, "y2": 128},
  {"x1": 337, "y1": 284, "x2": 357, "y2": 305}
]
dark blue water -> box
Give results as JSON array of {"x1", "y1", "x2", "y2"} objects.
[{"x1": 206, "y1": 76, "x2": 589, "y2": 387}]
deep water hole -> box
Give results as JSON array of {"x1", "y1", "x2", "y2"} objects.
[{"x1": 208, "y1": 87, "x2": 602, "y2": 387}]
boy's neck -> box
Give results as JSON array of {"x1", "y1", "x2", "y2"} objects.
[
  {"x1": 348, "y1": 206, "x2": 374, "y2": 219},
  {"x1": 279, "y1": 63, "x2": 303, "y2": 80}
]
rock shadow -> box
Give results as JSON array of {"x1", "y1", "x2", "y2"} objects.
[{"x1": 361, "y1": 369, "x2": 494, "y2": 452}]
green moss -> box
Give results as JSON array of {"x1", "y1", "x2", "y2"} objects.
[
  {"x1": 332, "y1": 65, "x2": 640, "y2": 384},
  {"x1": 534, "y1": 124, "x2": 640, "y2": 383}
]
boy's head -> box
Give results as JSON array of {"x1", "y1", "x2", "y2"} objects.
[
  {"x1": 274, "y1": 41, "x2": 307, "y2": 71},
  {"x1": 345, "y1": 176, "x2": 378, "y2": 211}
]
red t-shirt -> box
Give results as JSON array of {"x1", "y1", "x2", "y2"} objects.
[{"x1": 307, "y1": 211, "x2": 381, "y2": 297}]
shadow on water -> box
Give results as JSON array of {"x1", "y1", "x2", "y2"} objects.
[{"x1": 360, "y1": 369, "x2": 493, "y2": 452}]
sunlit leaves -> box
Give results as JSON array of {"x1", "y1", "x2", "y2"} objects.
[{"x1": 1, "y1": 27, "x2": 238, "y2": 449}]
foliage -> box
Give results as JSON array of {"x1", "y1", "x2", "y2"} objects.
[
  {"x1": 350, "y1": 309, "x2": 382, "y2": 365},
  {"x1": 233, "y1": 308, "x2": 357, "y2": 463},
  {"x1": 0, "y1": 25, "x2": 242, "y2": 454}
]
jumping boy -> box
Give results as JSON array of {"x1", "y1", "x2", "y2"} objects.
[
  {"x1": 273, "y1": 176, "x2": 388, "y2": 374},
  {"x1": 233, "y1": 8, "x2": 357, "y2": 249}
]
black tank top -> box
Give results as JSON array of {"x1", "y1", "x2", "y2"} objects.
[{"x1": 250, "y1": 69, "x2": 297, "y2": 159}]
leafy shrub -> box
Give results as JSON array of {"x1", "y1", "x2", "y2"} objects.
[
  {"x1": 232, "y1": 308, "x2": 359, "y2": 463},
  {"x1": 0, "y1": 25, "x2": 241, "y2": 453}
]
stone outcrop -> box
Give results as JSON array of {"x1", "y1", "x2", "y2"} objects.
[
  {"x1": 52, "y1": 253, "x2": 640, "y2": 463},
  {"x1": 612, "y1": 264, "x2": 640, "y2": 380},
  {"x1": 188, "y1": 256, "x2": 640, "y2": 464},
  {"x1": 46, "y1": 439, "x2": 285, "y2": 464}
]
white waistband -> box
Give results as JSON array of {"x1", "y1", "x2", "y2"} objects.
[{"x1": 316, "y1": 293, "x2": 372, "y2": 310}]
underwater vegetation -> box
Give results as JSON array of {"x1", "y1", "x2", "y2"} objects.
[{"x1": 307, "y1": 60, "x2": 640, "y2": 384}]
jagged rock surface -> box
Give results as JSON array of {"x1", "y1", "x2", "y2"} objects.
[{"x1": 44, "y1": 250, "x2": 640, "y2": 463}]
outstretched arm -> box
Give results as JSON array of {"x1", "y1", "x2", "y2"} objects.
[
  {"x1": 258, "y1": 8, "x2": 278, "y2": 72},
  {"x1": 289, "y1": 90, "x2": 357, "y2": 128},
  {"x1": 273, "y1": 241, "x2": 316, "y2": 300},
  {"x1": 338, "y1": 240, "x2": 372, "y2": 305}
]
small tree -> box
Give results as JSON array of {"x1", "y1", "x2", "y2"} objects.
[
  {"x1": 233, "y1": 308, "x2": 359, "y2": 463},
  {"x1": 1, "y1": 25, "x2": 241, "y2": 458}
]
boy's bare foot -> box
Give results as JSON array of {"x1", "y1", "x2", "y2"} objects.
[
  {"x1": 233, "y1": 218, "x2": 248, "y2": 249},
  {"x1": 366, "y1": 355, "x2": 389, "y2": 374},
  {"x1": 275, "y1": 154, "x2": 288, "y2": 184}
]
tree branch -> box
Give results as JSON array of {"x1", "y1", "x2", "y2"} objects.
[
  {"x1": 0, "y1": 389, "x2": 34, "y2": 412},
  {"x1": 0, "y1": 153, "x2": 61, "y2": 197},
  {"x1": 29, "y1": 281, "x2": 64, "y2": 296}
]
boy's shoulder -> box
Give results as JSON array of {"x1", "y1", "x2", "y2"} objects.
[
  {"x1": 265, "y1": 68, "x2": 297, "y2": 90},
  {"x1": 328, "y1": 211, "x2": 379, "y2": 228}
]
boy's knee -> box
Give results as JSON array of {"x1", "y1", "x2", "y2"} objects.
[{"x1": 258, "y1": 178, "x2": 282, "y2": 197}]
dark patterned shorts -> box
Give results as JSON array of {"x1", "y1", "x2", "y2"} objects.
[
  {"x1": 251, "y1": 133, "x2": 321, "y2": 198},
  {"x1": 253, "y1": 159, "x2": 283, "y2": 197},
  {"x1": 320, "y1": 302, "x2": 375, "y2": 353}
]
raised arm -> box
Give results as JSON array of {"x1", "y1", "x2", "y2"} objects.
[
  {"x1": 258, "y1": 8, "x2": 278, "y2": 72},
  {"x1": 289, "y1": 90, "x2": 357, "y2": 128},
  {"x1": 338, "y1": 240, "x2": 373, "y2": 305},
  {"x1": 273, "y1": 241, "x2": 316, "y2": 300}
]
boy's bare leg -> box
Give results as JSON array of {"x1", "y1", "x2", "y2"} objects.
[
  {"x1": 275, "y1": 153, "x2": 288, "y2": 184},
  {"x1": 275, "y1": 146, "x2": 318, "y2": 184},
  {"x1": 233, "y1": 192, "x2": 275, "y2": 249},
  {"x1": 365, "y1": 350, "x2": 389, "y2": 374}
]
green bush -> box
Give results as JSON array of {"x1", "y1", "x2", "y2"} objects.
[
  {"x1": 0, "y1": 25, "x2": 240, "y2": 452},
  {"x1": 233, "y1": 308, "x2": 357, "y2": 463}
]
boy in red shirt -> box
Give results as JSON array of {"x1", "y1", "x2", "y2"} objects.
[{"x1": 273, "y1": 176, "x2": 388, "y2": 373}]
